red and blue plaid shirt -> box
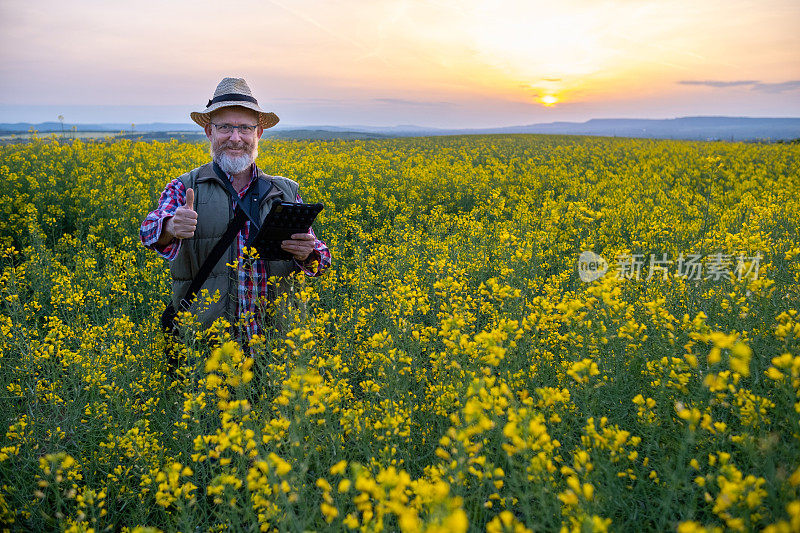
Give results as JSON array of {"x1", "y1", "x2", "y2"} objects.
[{"x1": 140, "y1": 164, "x2": 331, "y2": 338}]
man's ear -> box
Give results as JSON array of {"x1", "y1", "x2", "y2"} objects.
[
  {"x1": 256, "y1": 126, "x2": 264, "y2": 139},
  {"x1": 204, "y1": 123, "x2": 213, "y2": 140}
]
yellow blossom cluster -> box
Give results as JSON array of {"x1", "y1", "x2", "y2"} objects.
[{"x1": 0, "y1": 134, "x2": 798, "y2": 530}]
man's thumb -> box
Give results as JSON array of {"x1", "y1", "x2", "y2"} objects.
[{"x1": 185, "y1": 187, "x2": 195, "y2": 208}]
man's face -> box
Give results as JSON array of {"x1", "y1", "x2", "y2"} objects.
[{"x1": 205, "y1": 107, "x2": 263, "y2": 174}]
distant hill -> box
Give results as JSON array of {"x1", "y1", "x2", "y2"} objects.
[
  {"x1": 269, "y1": 117, "x2": 800, "y2": 141},
  {"x1": 478, "y1": 117, "x2": 800, "y2": 141},
  {"x1": 0, "y1": 122, "x2": 199, "y2": 134},
  {"x1": 110, "y1": 129, "x2": 390, "y2": 141},
  {"x1": 2, "y1": 116, "x2": 799, "y2": 141},
  {"x1": 263, "y1": 129, "x2": 390, "y2": 140}
]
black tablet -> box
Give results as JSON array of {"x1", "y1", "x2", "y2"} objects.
[{"x1": 252, "y1": 201, "x2": 324, "y2": 261}]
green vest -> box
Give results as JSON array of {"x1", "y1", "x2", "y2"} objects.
[{"x1": 169, "y1": 162, "x2": 300, "y2": 330}]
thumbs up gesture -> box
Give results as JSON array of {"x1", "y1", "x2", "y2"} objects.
[{"x1": 165, "y1": 187, "x2": 197, "y2": 240}]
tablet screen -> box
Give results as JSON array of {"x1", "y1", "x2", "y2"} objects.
[{"x1": 252, "y1": 202, "x2": 324, "y2": 261}]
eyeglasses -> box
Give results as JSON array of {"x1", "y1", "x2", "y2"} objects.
[{"x1": 211, "y1": 122, "x2": 258, "y2": 135}]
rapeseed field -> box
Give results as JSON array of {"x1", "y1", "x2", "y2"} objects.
[{"x1": 0, "y1": 134, "x2": 798, "y2": 532}]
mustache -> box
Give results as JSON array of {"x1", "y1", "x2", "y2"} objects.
[
  {"x1": 209, "y1": 137, "x2": 257, "y2": 164},
  {"x1": 222, "y1": 141, "x2": 250, "y2": 149}
]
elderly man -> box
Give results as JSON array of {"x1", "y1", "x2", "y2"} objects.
[{"x1": 140, "y1": 77, "x2": 331, "y2": 339}]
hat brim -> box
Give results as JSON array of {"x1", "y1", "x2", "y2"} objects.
[{"x1": 190, "y1": 101, "x2": 279, "y2": 130}]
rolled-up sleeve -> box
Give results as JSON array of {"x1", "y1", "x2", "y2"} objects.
[{"x1": 139, "y1": 178, "x2": 186, "y2": 261}]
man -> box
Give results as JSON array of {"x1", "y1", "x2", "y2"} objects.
[{"x1": 140, "y1": 77, "x2": 331, "y2": 339}]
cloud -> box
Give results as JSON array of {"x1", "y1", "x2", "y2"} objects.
[
  {"x1": 373, "y1": 98, "x2": 456, "y2": 107},
  {"x1": 678, "y1": 80, "x2": 758, "y2": 88},
  {"x1": 679, "y1": 79, "x2": 800, "y2": 93},
  {"x1": 751, "y1": 80, "x2": 800, "y2": 93},
  {"x1": 275, "y1": 97, "x2": 346, "y2": 104}
]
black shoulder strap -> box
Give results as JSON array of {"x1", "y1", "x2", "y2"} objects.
[
  {"x1": 162, "y1": 202, "x2": 249, "y2": 334},
  {"x1": 168, "y1": 164, "x2": 272, "y2": 317},
  {"x1": 178, "y1": 206, "x2": 248, "y2": 311}
]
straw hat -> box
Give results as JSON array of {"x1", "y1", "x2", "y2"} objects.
[{"x1": 190, "y1": 77, "x2": 279, "y2": 129}]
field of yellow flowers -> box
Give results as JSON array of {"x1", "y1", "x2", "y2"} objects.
[{"x1": 0, "y1": 133, "x2": 799, "y2": 532}]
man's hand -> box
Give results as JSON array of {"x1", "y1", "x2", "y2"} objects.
[
  {"x1": 162, "y1": 187, "x2": 197, "y2": 243},
  {"x1": 281, "y1": 232, "x2": 315, "y2": 262}
]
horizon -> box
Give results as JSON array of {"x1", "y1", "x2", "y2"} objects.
[
  {"x1": 1, "y1": 0, "x2": 799, "y2": 128},
  {"x1": 3, "y1": 113, "x2": 800, "y2": 132}
]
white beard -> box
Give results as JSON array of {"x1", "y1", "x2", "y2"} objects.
[{"x1": 214, "y1": 148, "x2": 257, "y2": 175}]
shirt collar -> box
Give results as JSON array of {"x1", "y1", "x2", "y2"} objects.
[{"x1": 224, "y1": 163, "x2": 258, "y2": 195}]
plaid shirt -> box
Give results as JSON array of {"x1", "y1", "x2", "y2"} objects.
[{"x1": 140, "y1": 164, "x2": 331, "y2": 338}]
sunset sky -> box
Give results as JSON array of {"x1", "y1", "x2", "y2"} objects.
[{"x1": 1, "y1": 0, "x2": 798, "y2": 128}]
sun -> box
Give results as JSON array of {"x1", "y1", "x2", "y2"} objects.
[{"x1": 540, "y1": 95, "x2": 559, "y2": 106}]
